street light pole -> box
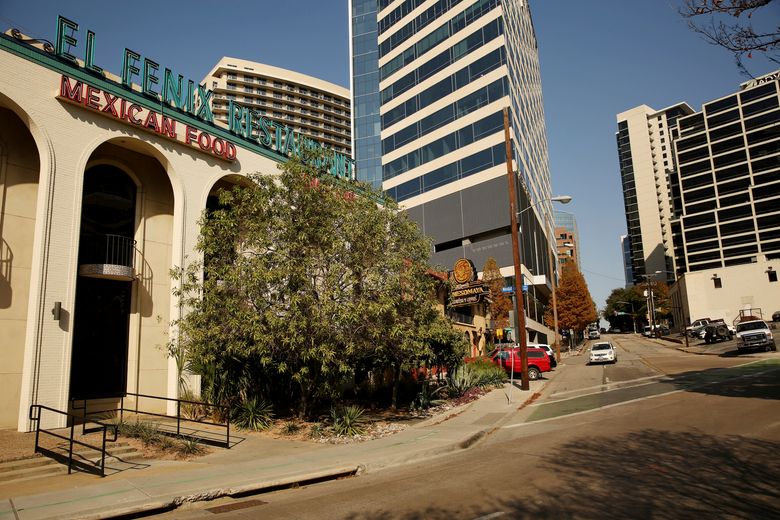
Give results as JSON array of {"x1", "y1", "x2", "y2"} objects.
[
  {"x1": 641, "y1": 270, "x2": 662, "y2": 337},
  {"x1": 503, "y1": 107, "x2": 529, "y2": 391}
]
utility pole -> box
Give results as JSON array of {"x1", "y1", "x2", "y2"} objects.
[{"x1": 503, "y1": 107, "x2": 529, "y2": 391}]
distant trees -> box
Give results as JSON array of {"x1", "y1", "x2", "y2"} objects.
[
  {"x1": 545, "y1": 264, "x2": 597, "y2": 338},
  {"x1": 680, "y1": 0, "x2": 780, "y2": 75},
  {"x1": 603, "y1": 281, "x2": 671, "y2": 331},
  {"x1": 172, "y1": 153, "x2": 466, "y2": 418}
]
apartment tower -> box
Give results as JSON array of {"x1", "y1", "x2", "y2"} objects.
[
  {"x1": 617, "y1": 71, "x2": 780, "y2": 327},
  {"x1": 204, "y1": 58, "x2": 351, "y2": 156}
]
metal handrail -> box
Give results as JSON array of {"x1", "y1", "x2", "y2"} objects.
[
  {"x1": 72, "y1": 392, "x2": 231, "y2": 448},
  {"x1": 28, "y1": 404, "x2": 117, "y2": 477}
]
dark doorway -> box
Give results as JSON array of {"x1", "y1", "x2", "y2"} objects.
[
  {"x1": 70, "y1": 277, "x2": 132, "y2": 399},
  {"x1": 70, "y1": 165, "x2": 136, "y2": 400}
]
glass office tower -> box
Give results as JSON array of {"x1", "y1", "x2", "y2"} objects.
[{"x1": 350, "y1": 0, "x2": 556, "y2": 342}]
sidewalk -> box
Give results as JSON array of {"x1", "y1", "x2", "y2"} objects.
[
  {"x1": 0, "y1": 378, "x2": 549, "y2": 520},
  {"x1": 649, "y1": 336, "x2": 737, "y2": 356}
]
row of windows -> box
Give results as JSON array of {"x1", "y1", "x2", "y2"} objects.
[
  {"x1": 380, "y1": 0, "x2": 501, "y2": 80},
  {"x1": 378, "y1": 0, "x2": 427, "y2": 35},
  {"x1": 386, "y1": 142, "x2": 505, "y2": 201},
  {"x1": 381, "y1": 18, "x2": 502, "y2": 104},
  {"x1": 704, "y1": 81, "x2": 778, "y2": 116},
  {"x1": 680, "y1": 136, "x2": 780, "y2": 179},
  {"x1": 379, "y1": 0, "x2": 464, "y2": 59},
  {"x1": 382, "y1": 47, "x2": 506, "y2": 129},
  {"x1": 383, "y1": 110, "x2": 503, "y2": 179},
  {"x1": 382, "y1": 76, "x2": 507, "y2": 154},
  {"x1": 680, "y1": 93, "x2": 778, "y2": 139}
]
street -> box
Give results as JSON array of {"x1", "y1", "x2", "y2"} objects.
[{"x1": 161, "y1": 336, "x2": 780, "y2": 519}]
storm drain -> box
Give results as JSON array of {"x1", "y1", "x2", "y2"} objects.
[{"x1": 206, "y1": 499, "x2": 268, "y2": 514}]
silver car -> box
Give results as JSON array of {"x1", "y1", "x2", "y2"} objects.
[{"x1": 588, "y1": 342, "x2": 617, "y2": 364}]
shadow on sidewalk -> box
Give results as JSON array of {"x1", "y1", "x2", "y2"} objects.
[{"x1": 338, "y1": 429, "x2": 780, "y2": 519}]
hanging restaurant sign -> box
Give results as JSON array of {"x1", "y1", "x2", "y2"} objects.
[{"x1": 449, "y1": 258, "x2": 488, "y2": 308}]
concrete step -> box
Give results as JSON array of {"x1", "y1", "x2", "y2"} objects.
[{"x1": 0, "y1": 442, "x2": 142, "y2": 483}]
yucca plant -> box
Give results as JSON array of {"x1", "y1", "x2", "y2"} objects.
[
  {"x1": 447, "y1": 365, "x2": 478, "y2": 396},
  {"x1": 411, "y1": 381, "x2": 446, "y2": 411},
  {"x1": 309, "y1": 422, "x2": 325, "y2": 439},
  {"x1": 330, "y1": 405, "x2": 367, "y2": 436},
  {"x1": 281, "y1": 421, "x2": 301, "y2": 435},
  {"x1": 232, "y1": 397, "x2": 274, "y2": 431},
  {"x1": 175, "y1": 436, "x2": 205, "y2": 456}
]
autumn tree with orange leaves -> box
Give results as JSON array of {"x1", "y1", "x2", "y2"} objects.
[{"x1": 545, "y1": 263, "x2": 597, "y2": 337}]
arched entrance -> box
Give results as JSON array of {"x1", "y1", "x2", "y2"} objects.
[{"x1": 70, "y1": 165, "x2": 136, "y2": 399}]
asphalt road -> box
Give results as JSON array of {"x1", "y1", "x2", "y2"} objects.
[{"x1": 162, "y1": 336, "x2": 780, "y2": 519}]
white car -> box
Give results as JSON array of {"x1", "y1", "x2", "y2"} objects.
[
  {"x1": 588, "y1": 330, "x2": 600, "y2": 339},
  {"x1": 588, "y1": 342, "x2": 617, "y2": 364}
]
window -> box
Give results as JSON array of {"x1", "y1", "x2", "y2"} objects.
[
  {"x1": 713, "y1": 276, "x2": 722, "y2": 289},
  {"x1": 769, "y1": 270, "x2": 778, "y2": 282}
]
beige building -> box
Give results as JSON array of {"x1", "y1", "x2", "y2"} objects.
[
  {"x1": 204, "y1": 58, "x2": 351, "y2": 156},
  {"x1": 619, "y1": 71, "x2": 780, "y2": 330},
  {"x1": 616, "y1": 103, "x2": 694, "y2": 285},
  {"x1": 0, "y1": 22, "x2": 351, "y2": 431}
]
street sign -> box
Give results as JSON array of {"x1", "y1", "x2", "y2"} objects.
[
  {"x1": 522, "y1": 284, "x2": 528, "y2": 292},
  {"x1": 501, "y1": 287, "x2": 513, "y2": 293}
]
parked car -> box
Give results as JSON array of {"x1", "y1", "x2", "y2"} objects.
[
  {"x1": 772, "y1": 310, "x2": 780, "y2": 322},
  {"x1": 588, "y1": 330, "x2": 600, "y2": 340},
  {"x1": 686, "y1": 318, "x2": 712, "y2": 336},
  {"x1": 588, "y1": 342, "x2": 617, "y2": 364},
  {"x1": 735, "y1": 320, "x2": 776, "y2": 352},
  {"x1": 643, "y1": 325, "x2": 667, "y2": 337},
  {"x1": 528, "y1": 343, "x2": 557, "y2": 368},
  {"x1": 490, "y1": 347, "x2": 552, "y2": 380}
]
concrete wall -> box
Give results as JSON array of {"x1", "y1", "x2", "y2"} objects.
[
  {"x1": 0, "y1": 108, "x2": 40, "y2": 428},
  {"x1": 675, "y1": 258, "x2": 780, "y2": 325}
]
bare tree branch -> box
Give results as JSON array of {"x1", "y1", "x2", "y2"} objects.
[{"x1": 680, "y1": 0, "x2": 780, "y2": 76}]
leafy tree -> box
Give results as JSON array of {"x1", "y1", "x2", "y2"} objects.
[
  {"x1": 482, "y1": 257, "x2": 511, "y2": 333},
  {"x1": 603, "y1": 286, "x2": 646, "y2": 332},
  {"x1": 173, "y1": 153, "x2": 459, "y2": 417},
  {"x1": 545, "y1": 264, "x2": 597, "y2": 337},
  {"x1": 680, "y1": 0, "x2": 779, "y2": 75}
]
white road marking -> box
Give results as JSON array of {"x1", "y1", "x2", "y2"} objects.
[{"x1": 506, "y1": 364, "x2": 780, "y2": 429}]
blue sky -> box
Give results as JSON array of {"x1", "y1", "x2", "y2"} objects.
[{"x1": 2, "y1": 0, "x2": 777, "y2": 312}]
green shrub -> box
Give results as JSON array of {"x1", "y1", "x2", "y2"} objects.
[
  {"x1": 232, "y1": 397, "x2": 274, "y2": 431},
  {"x1": 469, "y1": 358, "x2": 507, "y2": 387},
  {"x1": 180, "y1": 389, "x2": 209, "y2": 421},
  {"x1": 117, "y1": 420, "x2": 162, "y2": 446},
  {"x1": 281, "y1": 421, "x2": 301, "y2": 435},
  {"x1": 175, "y1": 436, "x2": 205, "y2": 456},
  {"x1": 330, "y1": 405, "x2": 367, "y2": 436},
  {"x1": 309, "y1": 422, "x2": 325, "y2": 439},
  {"x1": 447, "y1": 365, "x2": 478, "y2": 396}
]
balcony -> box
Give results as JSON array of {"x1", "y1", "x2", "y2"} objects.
[{"x1": 78, "y1": 234, "x2": 136, "y2": 281}]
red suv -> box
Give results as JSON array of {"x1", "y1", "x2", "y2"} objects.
[{"x1": 490, "y1": 347, "x2": 551, "y2": 381}]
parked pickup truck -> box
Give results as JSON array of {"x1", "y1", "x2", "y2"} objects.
[{"x1": 735, "y1": 320, "x2": 776, "y2": 352}]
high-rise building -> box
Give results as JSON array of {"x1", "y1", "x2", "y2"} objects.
[
  {"x1": 204, "y1": 58, "x2": 352, "y2": 156},
  {"x1": 349, "y1": 0, "x2": 557, "y2": 344},
  {"x1": 554, "y1": 210, "x2": 579, "y2": 270},
  {"x1": 616, "y1": 103, "x2": 694, "y2": 286},
  {"x1": 616, "y1": 71, "x2": 780, "y2": 328}
]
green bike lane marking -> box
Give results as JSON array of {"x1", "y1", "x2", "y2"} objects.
[{"x1": 526, "y1": 359, "x2": 780, "y2": 423}]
